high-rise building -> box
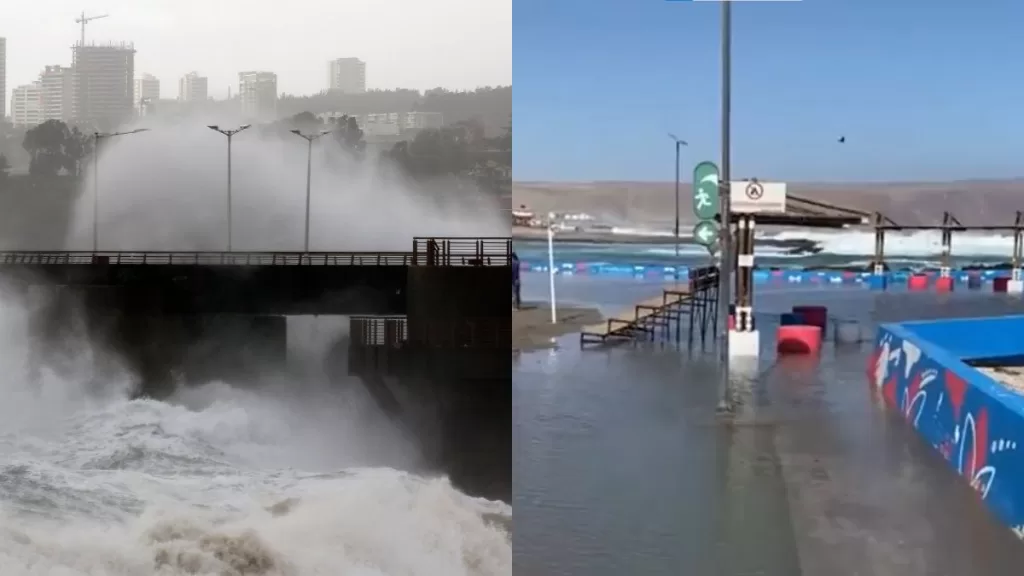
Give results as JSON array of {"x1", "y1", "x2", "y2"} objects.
[
  {"x1": 10, "y1": 83, "x2": 42, "y2": 127},
  {"x1": 39, "y1": 65, "x2": 72, "y2": 122},
  {"x1": 238, "y1": 71, "x2": 277, "y2": 119},
  {"x1": 328, "y1": 58, "x2": 366, "y2": 94},
  {"x1": 178, "y1": 72, "x2": 208, "y2": 102},
  {"x1": 133, "y1": 73, "x2": 159, "y2": 113},
  {"x1": 71, "y1": 42, "x2": 136, "y2": 129},
  {"x1": 0, "y1": 38, "x2": 7, "y2": 120}
]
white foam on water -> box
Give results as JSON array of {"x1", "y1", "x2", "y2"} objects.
[
  {"x1": 0, "y1": 290, "x2": 512, "y2": 575},
  {"x1": 600, "y1": 225, "x2": 1016, "y2": 258},
  {"x1": 762, "y1": 230, "x2": 1015, "y2": 257}
]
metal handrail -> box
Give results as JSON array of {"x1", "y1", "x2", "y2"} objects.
[
  {"x1": 412, "y1": 237, "x2": 512, "y2": 267},
  {"x1": 350, "y1": 316, "x2": 409, "y2": 346},
  {"x1": 349, "y1": 315, "x2": 510, "y2": 348},
  {"x1": 0, "y1": 248, "x2": 511, "y2": 267}
]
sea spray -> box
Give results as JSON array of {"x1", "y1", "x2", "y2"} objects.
[{"x1": 0, "y1": 289, "x2": 512, "y2": 575}]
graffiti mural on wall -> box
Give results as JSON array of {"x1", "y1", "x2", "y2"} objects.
[{"x1": 868, "y1": 328, "x2": 1024, "y2": 535}]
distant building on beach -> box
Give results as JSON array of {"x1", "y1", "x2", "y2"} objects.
[{"x1": 512, "y1": 205, "x2": 535, "y2": 227}]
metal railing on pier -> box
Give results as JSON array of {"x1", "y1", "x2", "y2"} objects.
[
  {"x1": 0, "y1": 237, "x2": 514, "y2": 268},
  {"x1": 350, "y1": 315, "x2": 510, "y2": 348}
]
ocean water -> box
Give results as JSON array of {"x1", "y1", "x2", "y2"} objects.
[
  {"x1": 0, "y1": 293, "x2": 511, "y2": 575},
  {"x1": 514, "y1": 228, "x2": 1021, "y2": 270}
]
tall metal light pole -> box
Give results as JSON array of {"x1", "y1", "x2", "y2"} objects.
[
  {"x1": 207, "y1": 124, "x2": 251, "y2": 251},
  {"x1": 717, "y1": 0, "x2": 734, "y2": 412},
  {"x1": 668, "y1": 133, "x2": 688, "y2": 258},
  {"x1": 290, "y1": 129, "x2": 331, "y2": 252},
  {"x1": 92, "y1": 128, "x2": 148, "y2": 252}
]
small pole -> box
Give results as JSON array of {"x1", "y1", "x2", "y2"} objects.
[
  {"x1": 674, "y1": 141, "x2": 681, "y2": 259},
  {"x1": 227, "y1": 134, "x2": 233, "y2": 251},
  {"x1": 208, "y1": 125, "x2": 252, "y2": 253},
  {"x1": 668, "y1": 133, "x2": 687, "y2": 262},
  {"x1": 305, "y1": 137, "x2": 313, "y2": 252},
  {"x1": 717, "y1": 0, "x2": 733, "y2": 412},
  {"x1": 548, "y1": 213, "x2": 557, "y2": 324},
  {"x1": 92, "y1": 133, "x2": 100, "y2": 252},
  {"x1": 90, "y1": 128, "x2": 148, "y2": 252},
  {"x1": 290, "y1": 129, "x2": 330, "y2": 253}
]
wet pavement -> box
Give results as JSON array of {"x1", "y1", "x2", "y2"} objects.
[{"x1": 513, "y1": 275, "x2": 1024, "y2": 575}]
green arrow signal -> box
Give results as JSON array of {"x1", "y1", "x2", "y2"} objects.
[
  {"x1": 693, "y1": 220, "x2": 719, "y2": 247},
  {"x1": 692, "y1": 161, "x2": 720, "y2": 221}
]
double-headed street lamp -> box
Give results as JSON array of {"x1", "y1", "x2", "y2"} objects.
[
  {"x1": 290, "y1": 129, "x2": 331, "y2": 252},
  {"x1": 207, "y1": 124, "x2": 251, "y2": 251},
  {"x1": 667, "y1": 133, "x2": 688, "y2": 259},
  {"x1": 92, "y1": 128, "x2": 149, "y2": 252}
]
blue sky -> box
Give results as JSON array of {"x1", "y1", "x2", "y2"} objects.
[{"x1": 513, "y1": 0, "x2": 1024, "y2": 182}]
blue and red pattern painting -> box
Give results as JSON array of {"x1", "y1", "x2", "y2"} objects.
[{"x1": 868, "y1": 327, "x2": 1024, "y2": 538}]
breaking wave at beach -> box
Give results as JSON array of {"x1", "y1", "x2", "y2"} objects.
[
  {"x1": 607, "y1": 227, "x2": 1016, "y2": 258},
  {"x1": 0, "y1": 293, "x2": 511, "y2": 575}
]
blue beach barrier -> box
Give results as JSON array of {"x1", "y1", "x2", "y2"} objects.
[
  {"x1": 780, "y1": 312, "x2": 806, "y2": 326},
  {"x1": 517, "y1": 261, "x2": 1016, "y2": 287}
]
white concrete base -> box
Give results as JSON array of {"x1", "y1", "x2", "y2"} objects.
[
  {"x1": 728, "y1": 329, "x2": 760, "y2": 359},
  {"x1": 1009, "y1": 279, "x2": 1024, "y2": 294}
]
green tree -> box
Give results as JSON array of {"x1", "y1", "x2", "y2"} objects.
[
  {"x1": 330, "y1": 115, "x2": 365, "y2": 155},
  {"x1": 22, "y1": 120, "x2": 73, "y2": 177},
  {"x1": 63, "y1": 126, "x2": 91, "y2": 177},
  {"x1": 387, "y1": 116, "x2": 510, "y2": 194}
]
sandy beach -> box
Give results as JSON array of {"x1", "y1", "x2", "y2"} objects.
[{"x1": 513, "y1": 302, "x2": 604, "y2": 351}]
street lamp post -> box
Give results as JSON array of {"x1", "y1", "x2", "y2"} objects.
[
  {"x1": 290, "y1": 129, "x2": 331, "y2": 252},
  {"x1": 207, "y1": 124, "x2": 251, "y2": 251},
  {"x1": 92, "y1": 128, "x2": 148, "y2": 252},
  {"x1": 668, "y1": 133, "x2": 688, "y2": 259},
  {"x1": 717, "y1": 0, "x2": 734, "y2": 412}
]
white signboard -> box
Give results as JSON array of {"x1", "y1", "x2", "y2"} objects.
[{"x1": 730, "y1": 181, "x2": 787, "y2": 214}]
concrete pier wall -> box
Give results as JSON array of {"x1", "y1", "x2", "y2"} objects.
[
  {"x1": 406, "y1": 266, "x2": 511, "y2": 346},
  {"x1": 345, "y1": 314, "x2": 510, "y2": 500},
  {"x1": 871, "y1": 316, "x2": 1024, "y2": 536},
  {"x1": 26, "y1": 286, "x2": 288, "y2": 396}
]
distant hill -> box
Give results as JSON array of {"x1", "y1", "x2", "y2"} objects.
[{"x1": 512, "y1": 180, "x2": 1024, "y2": 228}]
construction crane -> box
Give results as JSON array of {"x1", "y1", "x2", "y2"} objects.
[{"x1": 75, "y1": 11, "x2": 109, "y2": 47}]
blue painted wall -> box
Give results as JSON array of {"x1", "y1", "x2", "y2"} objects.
[
  {"x1": 872, "y1": 317, "x2": 1024, "y2": 536},
  {"x1": 897, "y1": 316, "x2": 1024, "y2": 360}
]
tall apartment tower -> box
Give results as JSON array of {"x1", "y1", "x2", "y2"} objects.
[
  {"x1": 238, "y1": 71, "x2": 277, "y2": 119},
  {"x1": 71, "y1": 42, "x2": 136, "y2": 129},
  {"x1": 178, "y1": 72, "x2": 208, "y2": 101},
  {"x1": 134, "y1": 73, "x2": 160, "y2": 115},
  {"x1": 39, "y1": 65, "x2": 72, "y2": 122},
  {"x1": 328, "y1": 58, "x2": 366, "y2": 94},
  {"x1": 10, "y1": 83, "x2": 42, "y2": 127},
  {"x1": 0, "y1": 38, "x2": 7, "y2": 120}
]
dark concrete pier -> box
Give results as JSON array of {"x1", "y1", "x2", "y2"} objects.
[{"x1": 2, "y1": 237, "x2": 512, "y2": 499}]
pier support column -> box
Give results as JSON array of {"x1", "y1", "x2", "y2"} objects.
[
  {"x1": 870, "y1": 216, "x2": 887, "y2": 291},
  {"x1": 1010, "y1": 268, "x2": 1024, "y2": 294},
  {"x1": 729, "y1": 215, "x2": 759, "y2": 367},
  {"x1": 436, "y1": 376, "x2": 510, "y2": 502}
]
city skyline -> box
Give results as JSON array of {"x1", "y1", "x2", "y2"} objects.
[{"x1": 2, "y1": 0, "x2": 511, "y2": 110}]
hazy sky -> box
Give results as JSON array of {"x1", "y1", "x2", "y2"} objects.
[
  {"x1": 515, "y1": 0, "x2": 1024, "y2": 182},
  {"x1": 3, "y1": 0, "x2": 511, "y2": 105}
]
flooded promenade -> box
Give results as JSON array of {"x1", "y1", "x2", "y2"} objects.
[{"x1": 513, "y1": 275, "x2": 1024, "y2": 575}]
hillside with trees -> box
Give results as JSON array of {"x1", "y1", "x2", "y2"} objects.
[
  {"x1": 263, "y1": 111, "x2": 510, "y2": 195},
  {"x1": 385, "y1": 116, "x2": 511, "y2": 196},
  {"x1": 278, "y1": 86, "x2": 511, "y2": 136}
]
